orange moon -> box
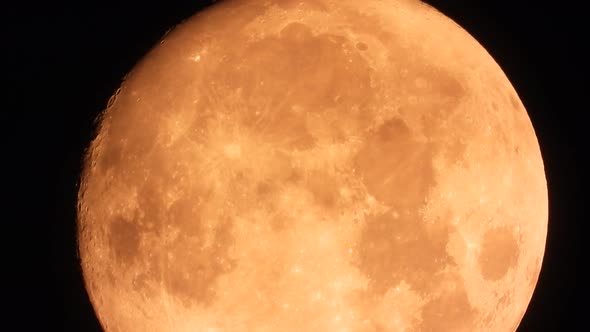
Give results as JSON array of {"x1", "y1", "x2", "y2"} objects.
[{"x1": 77, "y1": 0, "x2": 548, "y2": 331}]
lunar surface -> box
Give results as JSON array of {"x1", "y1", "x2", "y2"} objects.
[{"x1": 77, "y1": 0, "x2": 548, "y2": 331}]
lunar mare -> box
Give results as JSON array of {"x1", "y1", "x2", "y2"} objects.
[{"x1": 77, "y1": 0, "x2": 548, "y2": 331}]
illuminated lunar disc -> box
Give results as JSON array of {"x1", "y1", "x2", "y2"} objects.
[{"x1": 77, "y1": 0, "x2": 548, "y2": 331}]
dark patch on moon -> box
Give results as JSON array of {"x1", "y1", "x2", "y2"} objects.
[
  {"x1": 491, "y1": 101, "x2": 499, "y2": 111},
  {"x1": 253, "y1": 179, "x2": 288, "y2": 231},
  {"x1": 98, "y1": 138, "x2": 124, "y2": 173},
  {"x1": 304, "y1": 170, "x2": 341, "y2": 208},
  {"x1": 478, "y1": 226, "x2": 519, "y2": 281},
  {"x1": 356, "y1": 210, "x2": 453, "y2": 295},
  {"x1": 376, "y1": 117, "x2": 411, "y2": 142},
  {"x1": 167, "y1": 192, "x2": 206, "y2": 237},
  {"x1": 354, "y1": 118, "x2": 438, "y2": 209},
  {"x1": 269, "y1": 211, "x2": 289, "y2": 232},
  {"x1": 419, "y1": 276, "x2": 476, "y2": 331},
  {"x1": 205, "y1": 21, "x2": 374, "y2": 149},
  {"x1": 136, "y1": 180, "x2": 168, "y2": 233},
  {"x1": 98, "y1": 95, "x2": 163, "y2": 166},
  {"x1": 256, "y1": 180, "x2": 274, "y2": 196},
  {"x1": 109, "y1": 216, "x2": 141, "y2": 266},
  {"x1": 274, "y1": 0, "x2": 328, "y2": 11},
  {"x1": 95, "y1": 111, "x2": 160, "y2": 176},
  {"x1": 78, "y1": 0, "x2": 548, "y2": 329},
  {"x1": 104, "y1": 158, "x2": 237, "y2": 307},
  {"x1": 411, "y1": 64, "x2": 466, "y2": 136},
  {"x1": 342, "y1": 10, "x2": 397, "y2": 45},
  {"x1": 408, "y1": 65, "x2": 465, "y2": 100},
  {"x1": 161, "y1": 219, "x2": 237, "y2": 307},
  {"x1": 443, "y1": 139, "x2": 467, "y2": 165},
  {"x1": 423, "y1": 66, "x2": 464, "y2": 100}
]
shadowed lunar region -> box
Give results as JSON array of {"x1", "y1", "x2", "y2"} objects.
[{"x1": 77, "y1": 0, "x2": 548, "y2": 331}]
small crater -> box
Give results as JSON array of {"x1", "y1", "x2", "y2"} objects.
[
  {"x1": 491, "y1": 101, "x2": 499, "y2": 111},
  {"x1": 478, "y1": 226, "x2": 519, "y2": 281},
  {"x1": 280, "y1": 22, "x2": 313, "y2": 42},
  {"x1": 497, "y1": 292, "x2": 512, "y2": 309},
  {"x1": 256, "y1": 181, "x2": 274, "y2": 196},
  {"x1": 510, "y1": 93, "x2": 520, "y2": 110},
  {"x1": 376, "y1": 117, "x2": 411, "y2": 143},
  {"x1": 356, "y1": 42, "x2": 368, "y2": 51}
]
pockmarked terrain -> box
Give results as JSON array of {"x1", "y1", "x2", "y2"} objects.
[{"x1": 78, "y1": 1, "x2": 548, "y2": 331}]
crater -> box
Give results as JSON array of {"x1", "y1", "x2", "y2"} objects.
[
  {"x1": 509, "y1": 93, "x2": 520, "y2": 110},
  {"x1": 280, "y1": 21, "x2": 314, "y2": 41},
  {"x1": 356, "y1": 210, "x2": 453, "y2": 296},
  {"x1": 353, "y1": 118, "x2": 438, "y2": 209},
  {"x1": 356, "y1": 42, "x2": 368, "y2": 51},
  {"x1": 491, "y1": 101, "x2": 499, "y2": 111},
  {"x1": 478, "y1": 226, "x2": 520, "y2": 281},
  {"x1": 256, "y1": 180, "x2": 275, "y2": 196}
]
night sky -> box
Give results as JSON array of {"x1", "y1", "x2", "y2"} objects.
[{"x1": 14, "y1": 0, "x2": 582, "y2": 330}]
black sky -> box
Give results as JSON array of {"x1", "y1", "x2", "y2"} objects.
[{"x1": 13, "y1": 0, "x2": 583, "y2": 330}]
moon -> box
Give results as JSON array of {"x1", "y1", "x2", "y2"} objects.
[{"x1": 77, "y1": 0, "x2": 548, "y2": 331}]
